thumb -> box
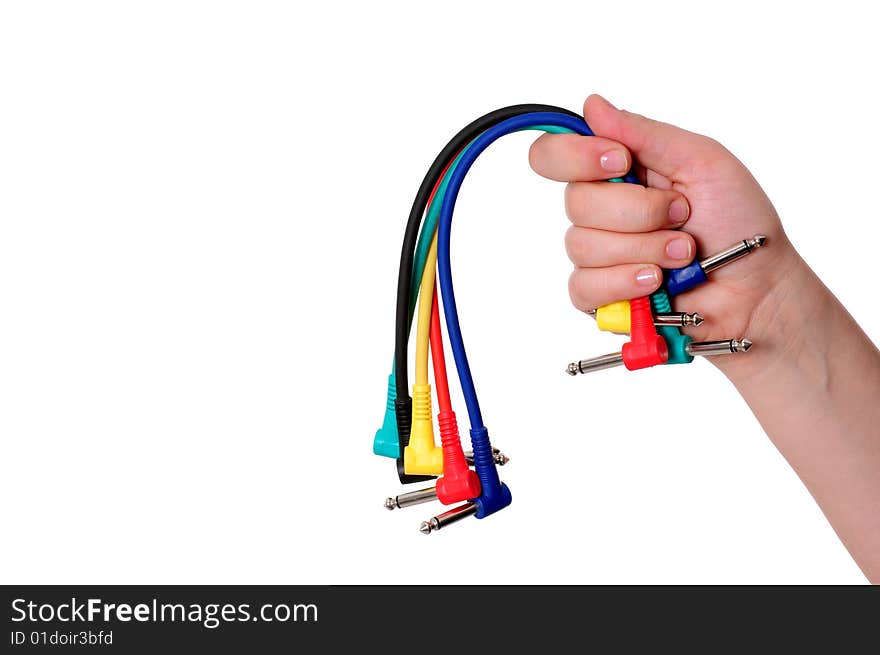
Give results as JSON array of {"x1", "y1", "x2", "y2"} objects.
[{"x1": 583, "y1": 94, "x2": 718, "y2": 178}]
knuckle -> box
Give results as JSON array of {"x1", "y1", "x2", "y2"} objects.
[
  {"x1": 634, "y1": 235, "x2": 658, "y2": 263},
  {"x1": 637, "y1": 189, "x2": 668, "y2": 229},
  {"x1": 527, "y1": 137, "x2": 546, "y2": 173},
  {"x1": 630, "y1": 187, "x2": 654, "y2": 229},
  {"x1": 567, "y1": 270, "x2": 583, "y2": 306},
  {"x1": 568, "y1": 269, "x2": 592, "y2": 310},
  {"x1": 564, "y1": 183, "x2": 582, "y2": 223},
  {"x1": 564, "y1": 226, "x2": 585, "y2": 263},
  {"x1": 599, "y1": 267, "x2": 626, "y2": 299}
]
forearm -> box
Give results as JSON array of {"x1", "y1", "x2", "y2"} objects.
[{"x1": 718, "y1": 254, "x2": 880, "y2": 582}]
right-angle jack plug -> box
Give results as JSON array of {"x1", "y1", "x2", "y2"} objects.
[
  {"x1": 419, "y1": 502, "x2": 478, "y2": 534},
  {"x1": 567, "y1": 338, "x2": 752, "y2": 375}
]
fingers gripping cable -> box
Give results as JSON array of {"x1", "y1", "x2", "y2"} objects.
[{"x1": 373, "y1": 104, "x2": 761, "y2": 533}]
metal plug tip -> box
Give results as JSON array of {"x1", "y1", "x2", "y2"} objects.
[
  {"x1": 692, "y1": 313, "x2": 704, "y2": 326},
  {"x1": 687, "y1": 339, "x2": 754, "y2": 357},
  {"x1": 467, "y1": 449, "x2": 509, "y2": 466},
  {"x1": 585, "y1": 308, "x2": 597, "y2": 316},
  {"x1": 419, "y1": 521, "x2": 433, "y2": 535},
  {"x1": 752, "y1": 235, "x2": 767, "y2": 248},
  {"x1": 384, "y1": 498, "x2": 396, "y2": 511},
  {"x1": 567, "y1": 352, "x2": 624, "y2": 375}
]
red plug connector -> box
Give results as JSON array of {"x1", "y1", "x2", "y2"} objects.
[
  {"x1": 435, "y1": 410, "x2": 480, "y2": 503},
  {"x1": 621, "y1": 296, "x2": 668, "y2": 370},
  {"x1": 382, "y1": 286, "x2": 484, "y2": 515}
]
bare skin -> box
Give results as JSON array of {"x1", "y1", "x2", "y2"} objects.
[{"x1": 530, "y1": 95, "x2": 880, "y2": 582}]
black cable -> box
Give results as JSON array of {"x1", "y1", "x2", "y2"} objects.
[{"x1": 393, "y1": 103, "x2": 580, "y2": 483}]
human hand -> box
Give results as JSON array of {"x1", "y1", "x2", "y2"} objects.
[
  {"x1": 532, "y1": 96, "x2": 880, "y2": 580},
  {"x1": 529, "y1": 94, "x2": 809, "y2": 374}
]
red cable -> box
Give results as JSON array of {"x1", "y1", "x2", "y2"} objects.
[
  {"x1": 431, "y1": 281, "x2": 480, "y2": 503},
  {"x1": 425, "y1": 177, "x2": 444, "y2": 208},
  {"x1": 429, "y1": 283, "x2": 452, "y2": 411},
  {"x1": 425, "y1": 153, "x2": 455, "y2": 206},
  {"x1": 424, "y1": 156, "x2": 455, "y2": 411},
  {"x1": 423, "y1": 154, "x2": 481, "y2": 504}
]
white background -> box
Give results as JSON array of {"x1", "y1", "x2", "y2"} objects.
[{"x1": 1, "y1": 1, "x2": 877, "y2": 584}]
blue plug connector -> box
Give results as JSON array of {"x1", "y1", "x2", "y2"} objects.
[
  {"x1": 666, "y1": 235, "x2": 767, "y2": 297},
  {"x1": 665, "y1": 261, "x2": 707, "y2": 296},
  {"x1": 468, "y1": 426, "x2": 512, "y2": 518}
]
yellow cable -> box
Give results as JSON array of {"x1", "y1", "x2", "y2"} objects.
[
  {"x1": 414, "y1": 233, "x2": 438, "y2": 386},
  {"x1": 405, "y1": 232, "x2": 443, "y2": 475}
]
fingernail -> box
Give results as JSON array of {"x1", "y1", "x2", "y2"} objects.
[
  {"x1": 599, "y1": 149, "x2": 627, "y2": 173},
  {"x1": 668, "y1": 198, "x2": 689, "y2": 224},
  {"x1": 665, "y1": 238, "x2": 692, "y2": 261},
  {"x1": 636, "y1": 267, "x2": 660, "y2": 287}
]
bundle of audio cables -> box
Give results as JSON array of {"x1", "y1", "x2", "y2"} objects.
[{"x1": 374, "y1": 104, "x2": 763, "y2": 534}]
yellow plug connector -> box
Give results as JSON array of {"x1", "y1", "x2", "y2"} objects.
[
  {"x1": 404, "y1": 383, "x2": 443, "y2": 475},
  {"x1": 404, "y1": 233, "x2": 444, "y2": 476},
  {"x1": 593, "y1": 299, "x2": 703, "y2": 334},
  {"x1": 596, "y1": 300, "x2": 632, "y2": 333}
]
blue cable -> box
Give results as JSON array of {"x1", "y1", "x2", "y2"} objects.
[
  {"x1": 436, "y1": 111, "x2": 638, "y2": 517},
  {"x1": 437, "y1": 112, "x2": 637, "y2": 428},
  {"x1": 373, "y1": 126, "x2": 574, "y2": 459}
]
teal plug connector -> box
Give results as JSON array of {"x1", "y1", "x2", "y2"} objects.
[
  {"x1": 373, "y1": 372, "x2": 400, "y2": 458},
  {"x1": 650, "y1": 290, "x2": 693, "y2": 365}
]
